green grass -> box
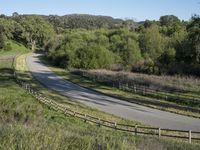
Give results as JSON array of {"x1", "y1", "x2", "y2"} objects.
[
  {"x1": 0, "y1": 40, "x2": 29, "y2": 57},
  {"x1": 0, "y1": 64, "x2": 137, "y2": 149},
  {"x1": 0, "y1": 60, "x2": 13, "y2": 69},
  {"x1": 1, "y1": 54, "x2": 200, "y2": 149},
  {"x1": 43, "y1": 60, "x2": 200, "y2": 118}
]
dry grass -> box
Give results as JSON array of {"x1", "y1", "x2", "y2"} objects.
[{"x1": 83, "y1": 69, "x2": 200, "y2": 93}]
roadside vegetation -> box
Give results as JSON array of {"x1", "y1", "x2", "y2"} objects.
[
  {"x1": 0, "y1": 40, "x2": 28, "y2": 56},
  {"x1": 44, "y1": 15, "x2": 200, "y2": 77},
  {"x1": 1, "y1": 58, "x2": 139, "y2": 150},
  {"x1": 0, "y1": 49, "x2": 200, "y2": 150}
]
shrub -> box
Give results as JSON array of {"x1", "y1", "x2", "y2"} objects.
[{"x1": 4, "y1": 42, "x2": 12, "y2": 51}]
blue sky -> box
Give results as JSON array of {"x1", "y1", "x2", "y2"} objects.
[{"x1": 0, "y1": 0, "x2": 199, "y2": 21}]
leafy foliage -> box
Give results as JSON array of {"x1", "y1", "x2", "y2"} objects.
[
  {"x1": 0, "y1": 13, "x2": 200, "y2": 76},
  {"x1": 15, "y1": 16, "x2": 55, "y2": 50},
  {"x1": 186, "y1": 15, "x2": 200, "y2": 64},
  {"x1": 0, "y1": 25, "x2": 5, "y2": 49},
  {"x1": 46, "y1": 14, "x2": 138, "y2": 31}
]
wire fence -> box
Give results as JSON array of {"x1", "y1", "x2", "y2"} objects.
[
  {"x1": 11, "y1": 56, "x2": 200, "y2": 144},
  {"x1": 72, "y1": 70, "x2": 200, "y2": 113}
]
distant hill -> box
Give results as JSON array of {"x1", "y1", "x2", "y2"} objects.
[
  {"x1": 45, "y1": 14, "x2": 139, "y2": 30},
  {"x1": 1, "y1": 13, "x2": 139, "y2": 31}
]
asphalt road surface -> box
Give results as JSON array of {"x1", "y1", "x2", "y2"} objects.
[{"x1": 26, "y1": 53, "x2": 200, "y2": 131}]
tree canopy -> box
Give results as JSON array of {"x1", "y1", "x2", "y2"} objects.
[{"x1": 0, "y1": 13, "x2": 200, "y2": 76}]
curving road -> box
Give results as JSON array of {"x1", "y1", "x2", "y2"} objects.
[{"x1": 26, "y1": 53, "x2": 200, "y2": 131}]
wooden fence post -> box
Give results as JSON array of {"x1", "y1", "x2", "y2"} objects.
[
  {"x1": 143, "y1": 88, "x2": 145, "y2": 95},
  {"x1": 98, "y1": 118, "x2": 101, "y2": 127},
  {"x1": 84, "y1": 114, "x2": 87, "y2": 122},
  {"x1": 134, "y1": 85, "x2": 137, "y2": 93},
  {"x1": 65, "y1": 108, "x2": 68, "y2": 115},
  {"x1": 135, "y1": 125, "x2": 138, "y2": 135},
  {"x1": 158, "y1": 128, "x2": 161, "y2": 138},
  {"x1": 189, "y1": 130, "x2": 192, "y2": 144},
  {"x1": 114, "y1": 122, "x2": 117, "y2": 129},
  {"x1": 50, "y1": 101, "x2": 53, "y2": 109},
  {"x1": 126, "y1": 83, "x2": 128, "y2": 90}
]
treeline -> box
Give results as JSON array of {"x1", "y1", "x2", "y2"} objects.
[
  {"x1": 0, "y1": 13, "x2": 55, "y2": 51},
  {"x1": 46, "y1": 14, "x2": 138, "y2": 31},
  {"x1": 0, "y1": 13, "x2": 200, "y2": 76},
  {"x1": 45, "y1": 28, "x2": 141, "y2": 69}
]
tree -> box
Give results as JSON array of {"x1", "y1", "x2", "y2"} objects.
[
  {"x1": 72, "y1": 43, "x2": 115, "y2": 69},
  {"x1": 160, "y1": 15, "x2": 180, "y2": 26},
  {"x1": 139, "y1": 24, "x2": 165, "y2": 61},
  {"x1": 18, "y1": 16, "x2": 55, "y2": 51},
  {"x1": 0, "y1": 25, "x2": 5, "y2": 49},
  {"x1": 157, "y1": 47, "x2": 176, "y2": 73},
  {"x1": 123, "y1": 39, "x2": 142, "y2": 68},
  {"x1": 12, "y1": 12, "x2": 19, "y2": 17},
  {"x1": 0, "y1": 18, "x2": 15, "y2": 39},
  {"x1": 186, "y1": 15, "x2": 200, "y2": 64}
]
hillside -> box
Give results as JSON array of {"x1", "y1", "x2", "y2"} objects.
[
  {"x1": 47, "y1": 14, "x2": 135, "y2": 30},
  {"x1": 0, "y1": 51, "x2": 200, "y2": 149}
]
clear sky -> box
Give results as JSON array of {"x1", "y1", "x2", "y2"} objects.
[{"x1": 0, "y1": 0, "x2": 199, "y2": 21}]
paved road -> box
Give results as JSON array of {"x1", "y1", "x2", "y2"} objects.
[{"x1": 26, "y1": 53, "x2": 200, "y2": 131}]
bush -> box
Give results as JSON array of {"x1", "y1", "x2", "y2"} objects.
[
  {"x1": 0, "y1": 34, "x2": 5, "y2": 49},
  {"x1": 4, "y1": 42, "x2": 12, "y2": 51},
  {"x1": 168, "y1": 62, "x2": 200, "y2": 76}
]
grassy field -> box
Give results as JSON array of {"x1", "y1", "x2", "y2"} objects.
[
  {"x1": 0, "y1": 52, "x2": 200, "y2": 149},
  {"x1": 81, "y1": 70, "x2": 200, "y2": 93},
  {"x1": 0, "y1": 40, "x2": 29, "y2": 57},
  {"x1": 44, "y1": 62, "x2": 200, "y2": 118},
  {"x1": 1, "y1": 60, "x2": 137, "y2": 149}
]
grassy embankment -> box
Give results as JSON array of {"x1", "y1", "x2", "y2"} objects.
[
  {"x1": 1, "y1": 57, "x2": 137, "y2": 149},
  {"x1": 1, "y1": 50, "x2": 200, "y2": 149},
  {"x1": 0, "y1": 40, "x2": 28, "y2": 57}
]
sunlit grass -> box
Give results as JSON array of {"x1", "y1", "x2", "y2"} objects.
[{"x1": 0, "y1": 40, "x2": 29, "y2": 57}]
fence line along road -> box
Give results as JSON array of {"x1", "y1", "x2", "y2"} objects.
[
  {"x1": 73, "y1": 70, "x2": 200, "y2": 114},
  {"x1": 73, "y1": 70, "x2": 200, "y2": 101},
  {"x1": 12, "y1": 57, "x2": 200, "y2": 144}
]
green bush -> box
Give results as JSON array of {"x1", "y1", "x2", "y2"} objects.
[{"x1": 4, "y1": 42, "x2": 12, "y2": 51}]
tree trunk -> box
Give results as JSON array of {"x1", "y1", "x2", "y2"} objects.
[{"x1": 31, "y1": 39, "x2": 36, "y2": 51}]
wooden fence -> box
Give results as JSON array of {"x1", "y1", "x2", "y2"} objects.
[
  {"x1": 72, "y1": 70, "x2": 200, "y2": 113},
  {"x1": 12, "y1": 69, "x2": 200, "y2": 144}
]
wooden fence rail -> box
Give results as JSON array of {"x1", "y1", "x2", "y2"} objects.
[
  {"x1": 72, "y1": 70, "x2": 200, "y2": 114},
  {"x1": 73, "y1": 70, "x2": 200, "y2": 103},
  {"x1": 11, "y1": 57, "x2": 200, "y2": 144}
]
